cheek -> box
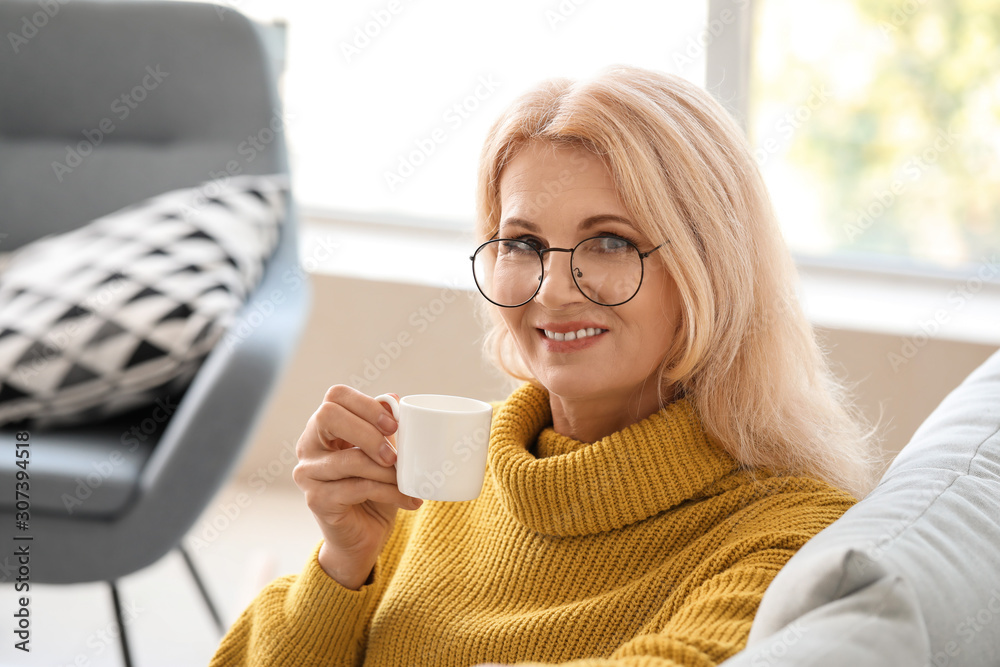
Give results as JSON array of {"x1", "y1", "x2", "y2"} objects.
[
  {"x1": 648, "y1": 272, "x2": 682, "y2": 327},
  {"x1": 634, "y1": 289, "x2": 681, "y2": 357},
  {"x1": 499, "y1": 310, "x2": 530, "y2": 351}
]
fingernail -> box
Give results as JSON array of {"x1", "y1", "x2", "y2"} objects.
[
  {"x1": 377, "y1": 413, "x2": 396, "y2": 435},
  {"x1": 410, "y1": 498, "x2": 423, "y2": 509},
  {"x1": 380, "y1": 441, "x2": 397, "y2": 465}
]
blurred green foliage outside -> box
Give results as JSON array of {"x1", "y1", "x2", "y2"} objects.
[{"x1": 751, "y1": 0, "x2": 999, "y2": 268}]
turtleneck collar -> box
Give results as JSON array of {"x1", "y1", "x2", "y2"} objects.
[{"x1": 486, "y1": 382, "x2": 738, "y2": 537}]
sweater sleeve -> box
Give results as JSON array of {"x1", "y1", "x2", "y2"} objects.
[
  {"x1": 607, "y1": 547, "x2": 794, "y2": 666},
  {"x1": 209, "y1": 512, "x2": 416, "y2": 667},
  {"x1": 498, "y1": 550, "x2": 785, "y2": 667},
  {"x1": 509, "y1": 489, "x2": 855, "y2": 667}
]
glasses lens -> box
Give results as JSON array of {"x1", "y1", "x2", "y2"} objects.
[
  {"x1": 473, "y1": 239, "x2": 542, "y2": 307},
  {"x1": 573, "y1": 237, "x2": 643, "y2": 306}
]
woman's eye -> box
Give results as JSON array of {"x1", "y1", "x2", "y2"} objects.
[
  {"x1": 499, "y1": 238, "x2": 541, "y2": 255},
  {"x1": 513, "y1": 236, "x2": 545, "y2": 251},
  {"x1": 594, "y1": 236, "x2": 632, "y2": 252}
]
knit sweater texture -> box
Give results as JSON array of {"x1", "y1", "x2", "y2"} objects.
[{"x1": 210, "y1": 382, "x2": 856, "y2": 667}]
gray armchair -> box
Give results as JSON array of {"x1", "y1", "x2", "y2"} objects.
[{"x1": 0, "y1": 1, "x2": 309, "y2": 665}]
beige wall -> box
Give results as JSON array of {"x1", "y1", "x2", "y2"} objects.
[{"x1": 235, "y1": 272, "x2": 997, "y2": 486}]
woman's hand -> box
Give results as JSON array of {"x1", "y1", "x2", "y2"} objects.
[{"x1": 292, "y1": 385, "x2": 422, "y2": 590}]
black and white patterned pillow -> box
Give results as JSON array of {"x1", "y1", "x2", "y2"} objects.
[{"x1": 0, "y1": 174, "x2": 288, "y2": 428}]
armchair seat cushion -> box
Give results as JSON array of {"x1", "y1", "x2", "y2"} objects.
[
  {"x1": 0, "y1": 407, "x2": 157, "y2": 518},
  {"x1": 0, "y1": 174, "x2": 288, "y2": 429}
]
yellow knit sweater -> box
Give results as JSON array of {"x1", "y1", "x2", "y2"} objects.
[{"x1": 210, "y1": 383, "x2": 856, "y2": 667}]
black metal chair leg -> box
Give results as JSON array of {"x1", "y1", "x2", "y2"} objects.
[
  {"x1": 109, "y1": 581, "x2": 134, "y2": 667},
  {"x1": 179, "y1": 544, "x2": 225, "y2": 634}
]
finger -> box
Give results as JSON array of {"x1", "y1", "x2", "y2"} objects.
[
  {"x1": 326, "y1": 385, "x2": 399, "y2": 437},
  {"x1": 296, "y1": 447, "x2": 400, "y2": 485},
  {"x1": 309, "y1": 477, "x2": 422, "y2": 514},
  {"x1": 304, "y1": 396, "x2": 397, "y2": 467}
]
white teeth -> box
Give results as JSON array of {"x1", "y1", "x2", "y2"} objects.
[{"x1": 543, "y1": 327, "x2": 605, "y2": 341}]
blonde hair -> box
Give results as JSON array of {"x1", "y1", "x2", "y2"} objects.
[{"x1": 475, "y1": 65, "x2": 880, "y2": 499}]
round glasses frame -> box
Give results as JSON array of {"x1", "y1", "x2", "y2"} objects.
[{"x1": 470, "y1": 236, "x2": 664, "y2": 308}]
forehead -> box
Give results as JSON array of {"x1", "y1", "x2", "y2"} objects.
[{"x1": 498, "y1": 141, "x2": 619, "y2": 209}]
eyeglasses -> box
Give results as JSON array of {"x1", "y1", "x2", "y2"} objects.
[{"x1": 470, "y1": 236, "x2": 663, "y2": 308}]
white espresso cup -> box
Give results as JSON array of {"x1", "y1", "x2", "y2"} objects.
[{"x1": 373, "y1": 393, "x2": 493, "y2": 502}]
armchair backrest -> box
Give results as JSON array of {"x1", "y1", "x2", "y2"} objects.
[
  {"x1": 0, "y1": 0, "x2": 309, "y2": 585},
  {"x1": 0, "y1": 0, "x2": 288, "y2": 251}
]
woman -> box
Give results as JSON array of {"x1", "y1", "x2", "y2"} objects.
[{"x1": 211, "y1": 65, "x2": 877, "y2": 666}]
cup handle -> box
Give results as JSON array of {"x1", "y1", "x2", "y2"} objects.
[{"x1": 373, "y1": 393, "x2": 400, "y2": 422}]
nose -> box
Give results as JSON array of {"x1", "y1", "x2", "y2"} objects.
[{"x1": 534, "y1": 248, "x2": 583, "y2": 307}]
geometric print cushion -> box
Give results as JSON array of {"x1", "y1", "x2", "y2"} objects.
[{"x1": 0, "y1": 174, "x2": 288, "y2": 428}]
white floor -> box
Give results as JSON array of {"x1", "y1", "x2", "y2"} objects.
[{"x1": 0, "y1": 481, "x2": 322, "y2": 667}]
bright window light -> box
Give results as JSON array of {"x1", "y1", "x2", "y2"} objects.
[
  {"x1": 205, "y1": 0, "x2": 710, "y2": 227},
  {"x1": 751, "y1": 0, "x2": 1000, "y2": 269}
]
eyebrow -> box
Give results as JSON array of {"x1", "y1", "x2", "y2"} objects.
[{"x1": 499, "y1": 214, "x2": 636, "y2": 232}]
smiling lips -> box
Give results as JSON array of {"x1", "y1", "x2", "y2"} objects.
[{"x1": 541, "y1": 327, "x2": 608, "y2": 342}]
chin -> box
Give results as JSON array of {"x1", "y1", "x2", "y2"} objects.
[{"x1": 535, "y1": 370, "x2": 608, "y2": 400}]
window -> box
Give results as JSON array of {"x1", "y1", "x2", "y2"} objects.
[
  {"x1": 209, "y1": 0, "x2": 709, "y2": 228},
  {"x1": 750, "y1": 0, "x2": 1000, "y2": 269}
]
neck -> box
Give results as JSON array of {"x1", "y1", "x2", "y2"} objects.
[{"x1": 548, "y1": 382, "x2": 680, "y2": 443}]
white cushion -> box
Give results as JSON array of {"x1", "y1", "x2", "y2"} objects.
[
  {"x1": 0, "y1": 174, "x2": 288, "y2": 428},
  {"x1": 722, "y1": 348, "x2": 1000, "y2": 666}
]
